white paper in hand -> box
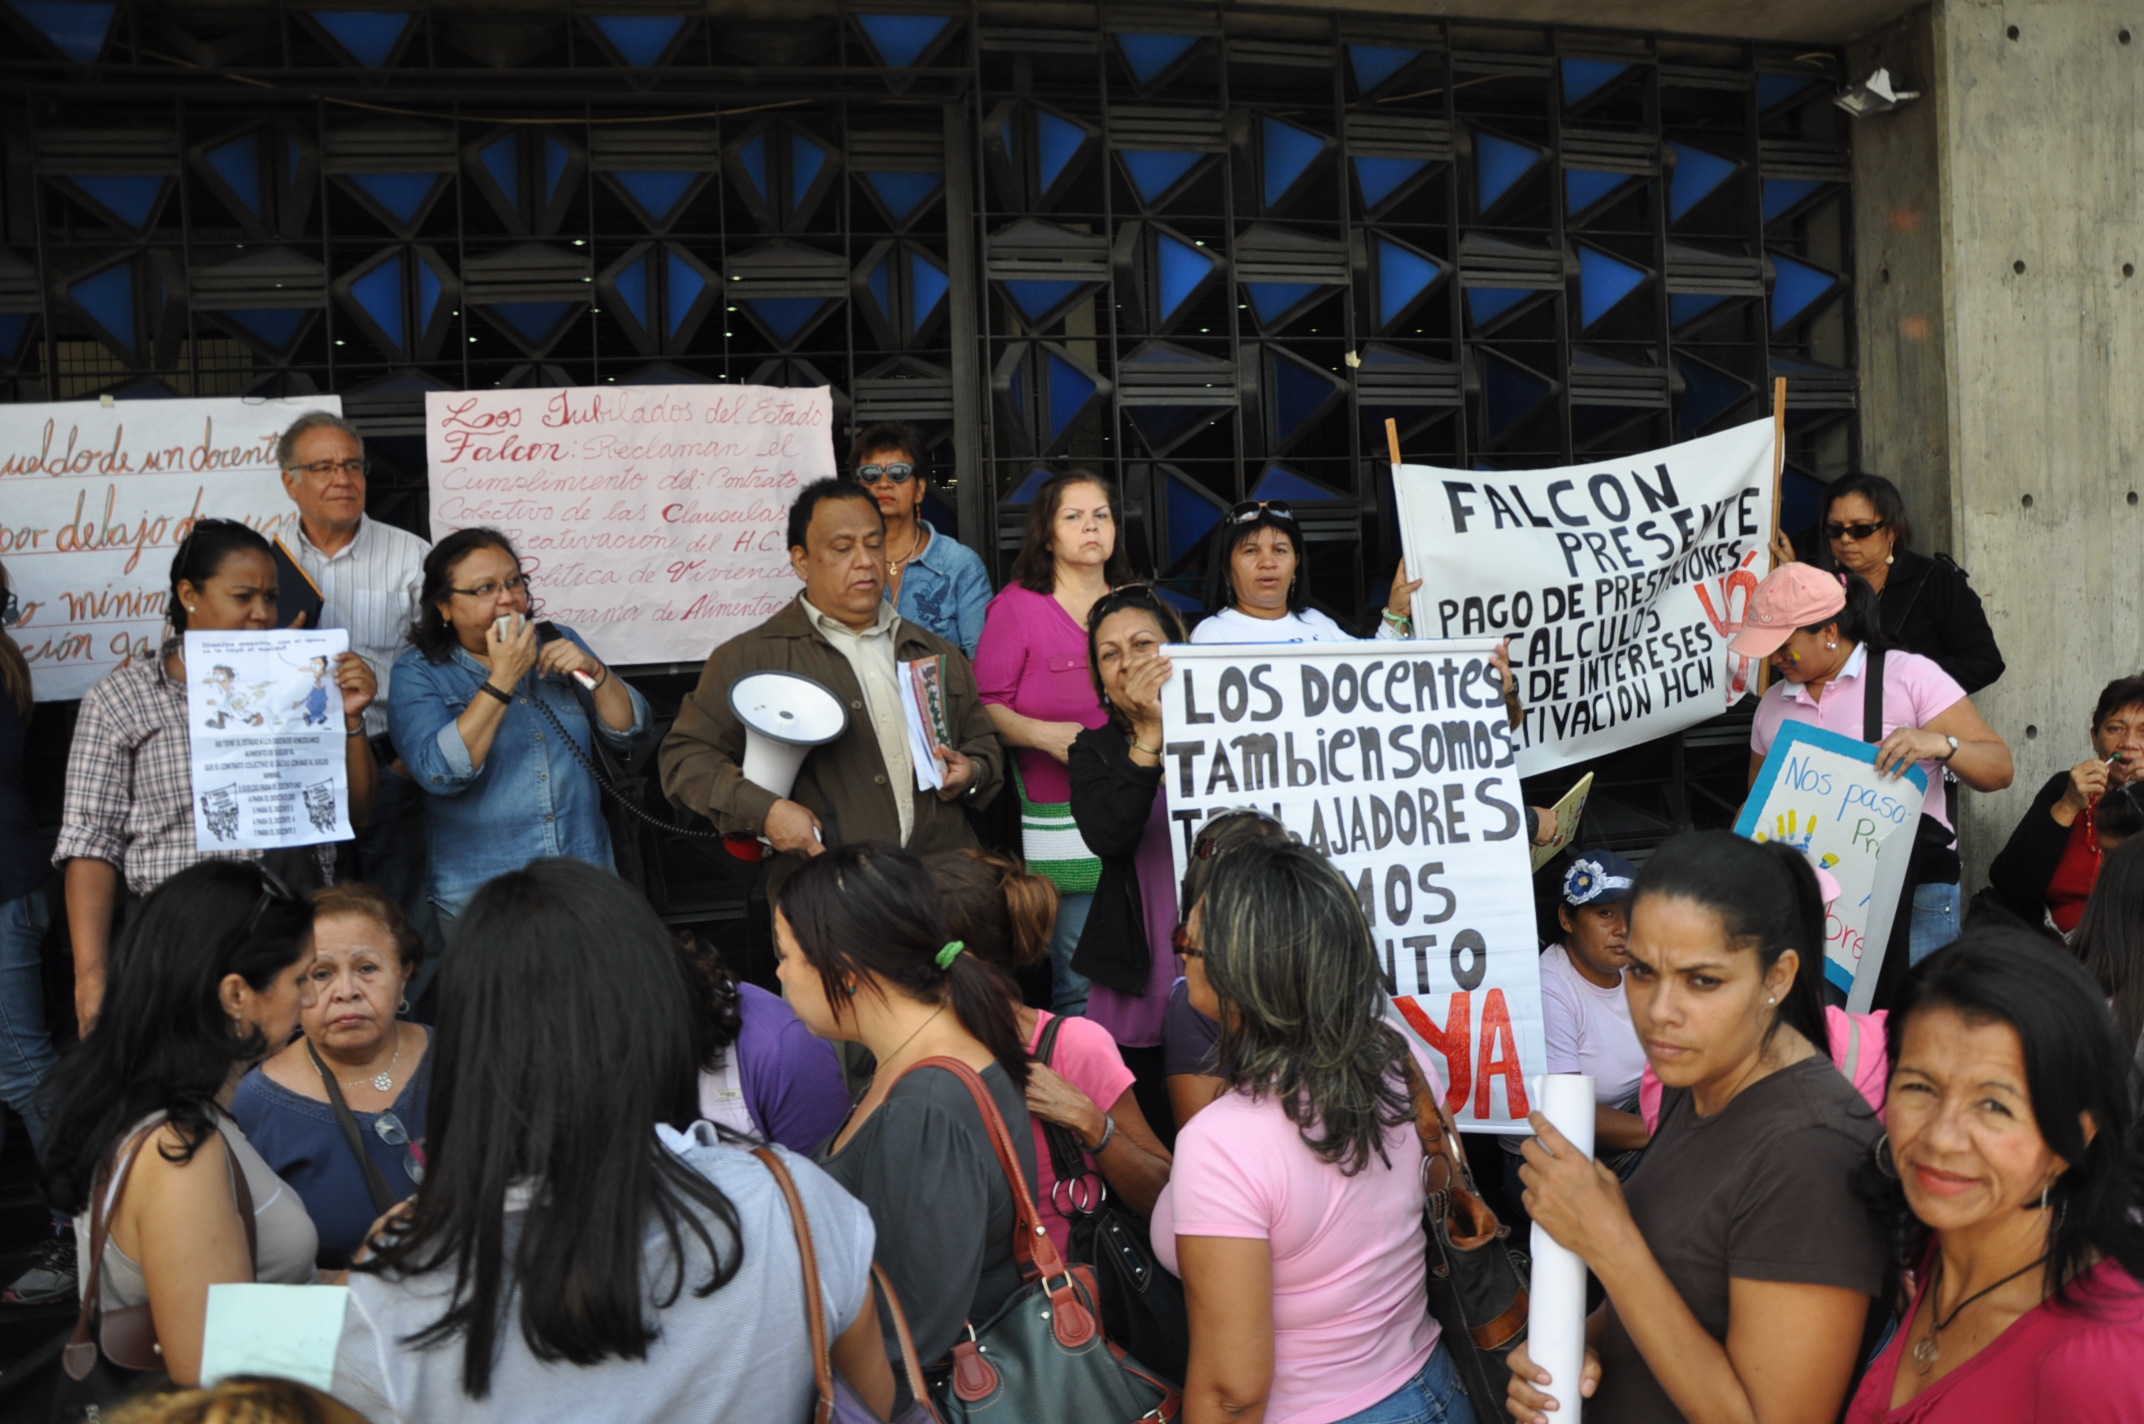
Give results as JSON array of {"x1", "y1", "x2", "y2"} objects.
[
  {"x1": 200, "y1": 1282, "x2": 351, "y2": 1391},
  {"x1": 1527, "y1": 1074, "x2": 1597, "y2": 1422},
  {"x1": 899, "y1": 656, "x2": 948, "y2": 791}
]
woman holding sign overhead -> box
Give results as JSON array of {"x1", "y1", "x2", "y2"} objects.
[
  {"x1": 1190, "y1": 500, "x2": 1419, "y2": 644},
  {"x1": 1733, "y1": 563, "x2": 2012, "y2": 985}
]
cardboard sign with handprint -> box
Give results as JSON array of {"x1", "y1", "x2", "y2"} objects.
[{"x1": 1736, "y1": 721, "x2": 1928, "y2": 1013}]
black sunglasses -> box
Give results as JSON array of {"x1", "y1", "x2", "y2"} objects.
[
  {"x1": 1228, "y1": 499, "x2": 1295, "y2": 525},
  {"x1": 1171, "y1": 922, "x2": 1201, "y2": 957},
  {"x1": 0, "y1": 588, "x2": 18, "y2": 628},
  {"x1": 242, "y1": 864, "x2": 299, "y2": 935},
  {"x1": 854, "y1": 462, "x2": 917, "y2": 486},
  {"x1": 1824, "y1": 519, "x2": 1887, "y2": 541}
]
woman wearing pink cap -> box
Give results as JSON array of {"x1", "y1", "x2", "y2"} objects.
[{"x1": 1732, "y1": 564, "x2": 2012, "y2": 999}]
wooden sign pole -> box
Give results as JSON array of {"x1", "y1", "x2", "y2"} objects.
[
  {"x1": 1756, "y1": 377, "x2": 1788, "y2": 694},
  {"x1": 1384, "y1": 416, "x2": 1404, "y2": 471}
]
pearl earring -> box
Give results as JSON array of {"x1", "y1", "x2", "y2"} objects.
[
  {"x1": 1767, "y1": 996, "x2": 1776, "y2": 1005},
  {"x1": 1825, "y1": 641, "x2": 1836, "y2": 650},
  {"x1": 1885, "y1": 553, "x2": 1895, "y2": 565}
]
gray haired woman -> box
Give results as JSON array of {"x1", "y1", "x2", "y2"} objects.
[{"x1": 1150, "y1": 840, "x2": 1476, "y2": 1424}]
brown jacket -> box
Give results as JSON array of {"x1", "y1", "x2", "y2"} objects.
[{"x1": 658, "y1": 593, "x2": 1003, "y2": 889}]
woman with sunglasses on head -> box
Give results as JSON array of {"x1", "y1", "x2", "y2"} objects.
[
  {"x1": 849, "y1": 420, "x2": 991, "y2": 657},
  {"x1": 43, "y1": 861, "x2": 323, "y2": 1388},
  {"x1": 975, "y1": 468, "x2": 1135, "y2": 1016},
  {"x1": 1987, "y1": 673, "x2": 2144, "y2": 939},
  {"x1": 388, "y1": 527, "x2": 648, "y2": 942},
  {"x1": 55, "y1": 519, "x2": 379, "y2": 1037},
  {"x1": 1190, "y1": 500, "x2": 1420, "y2": 644},
  {"x1": 230, "y1": 884, "x2": 430, "y2": 1269}
]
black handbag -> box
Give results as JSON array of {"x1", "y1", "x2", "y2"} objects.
[
  {"x1": 1034, "y1": 1016, "x2": 1191, "y2": 1387},
  {"x1": 1404, "y1": 1060, "x2": 1531, "y2": 1414}
]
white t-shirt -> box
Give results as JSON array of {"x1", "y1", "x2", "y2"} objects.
[
  {"x1": 1191, "y1": 605, "x2": 1402, "y2": 644},
  {"x1": 1538, "y1": 942, "x2": 1647, "y2": 1106}
]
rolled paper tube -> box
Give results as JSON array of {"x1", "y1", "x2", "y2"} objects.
[{"x1": 1527, "y1": 1074, "x2": 1598, "y2": 1422}]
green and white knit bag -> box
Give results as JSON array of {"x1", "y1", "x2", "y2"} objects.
[{"x1": 1013, "y1": 762, "x2": 1102, "y2": 895}]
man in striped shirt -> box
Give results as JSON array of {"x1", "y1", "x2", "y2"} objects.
[{"x1": 279, "y1": 411, "x2": 435, "y2": 940}]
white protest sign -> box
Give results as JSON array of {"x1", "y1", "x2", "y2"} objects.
[
  {"x1": 1394, "y1": 417, "x2": 1777, "y2": 775},
  {"x1": 1736, "y1": 721, "x2": 1928, "y2": 1013},
  {"x1": 1158, "y1": 637, "x2": 1546, "y2": 1133},
  {"x1": 0, "y1": 396, "x2": 333, "y2": 701},
  {"x1": 184, "y1": 629, "x2": 354, "y2": 851},
  {"x1": 201, "y1": 1283, "x2": 350, "y2": 1391},
  {"x1": 424, "y1": 385, "x2": 835, "y2": 667}
]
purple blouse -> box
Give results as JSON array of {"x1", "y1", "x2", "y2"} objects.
[
  {"x1": 1086, "y1": 782, "x2": 1181, "y2": 1049},
  {"x1": 973, "y1": 584, "x2": 1108, "y2": 805}
]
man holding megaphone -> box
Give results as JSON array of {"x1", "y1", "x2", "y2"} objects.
[{"x1": 659, "y1": 479, "x2": 1004, "y2": 890}]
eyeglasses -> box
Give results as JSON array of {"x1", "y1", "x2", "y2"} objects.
[
  {"x1": 375, "y1": 1110, "x2": 424, "y2": 1186},
  {"x1": 1228, "y1": 499, "x2": 1296, "y2": 524},
  {"x1": 448, "y1": 574, "x2": 530, "y2": 600},
  {"x1": 243, "y1": 864, "x2": 299, "y2": 937},
  {"x1": 1171, "y1": 922, "x2": 1202, "y2": 958},
  {"x1": 287, "y1": 458, "x2": 371, "y2": 479},
  {"x1": 1824, "y1": 519, "x2": 1887, "y2": 542},
  {"x1": 854, "y1": 462, "x2": 917, "y2": 485},
  {"x1": 0, "y1": 589, "x2": 18, "y2": 628}
]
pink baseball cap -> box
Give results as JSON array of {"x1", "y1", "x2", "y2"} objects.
[{"x1": 1727, "y1": 563, "x2": 1847, "y2": 659}]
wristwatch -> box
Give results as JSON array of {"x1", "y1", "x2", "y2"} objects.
[{"x1": 1941, "y1": 735, "x2": 1959, "y2": 762}]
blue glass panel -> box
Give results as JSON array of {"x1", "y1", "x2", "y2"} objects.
[
  {"x1": 860, "y1": 170, "x2": 941, "y2": 221},
  {"x1": 1466, "y1": 285, "x2": 1533, "y2": 329},
  {"x1": 1154, "y1": 231, "x2": 1208, "y2": 323},
  {"x1": 1252, "y1": 464, "x2": 1337, "y2": 504},
  {"x1": 348, "y1": 172, "x2": 439, "y2": 225},
  {"x1": 1155, "y1": 584, "x2": 1201, "y2": 616},
  {"x1": 1269, "y1": 352, "x2": 1337, "y2": 444},
  {"x1": 1667, "y1": 142, "x2": 1738, "y2": 222},
  {"x1": 1481, "y1": 352, "x2": 1554, "y2": 442},
  {"x1": 1009, "y1": 466, "x2": 1052, "y2": 503},
  {"x1": 1769, "y1": 253, "x2": 1838, "y2": 330},
  {"x1": 310, "y1": 9, "x2": 412, "y2": 67},
  {"x1": 8, "y1": 0, "x2": 115, "y2": 63},
  {"x1": 1007, "y1": 361, "x2": 1027, "y2": 424},
  {"x1": 1376, "y1": 239, "x2": 1444, "y2": 329},
  {"x1": 1355, "y1": 155, "x2": 1427, "y2": 209},
  {"x1": 1670, "y1": 291, "x2": 1730, "y2": 328},
  {"x1": 1757, "y1": 73, "x2": 1821, "y2": 111},
  {"x1": 1566, "y1": 167, "x2": 1631, "y2": 215},
  {"x1": 909, "y1": 249, "x2": 949, "y2": 333},
  {"x1": 0, "y1": 311, "x2": 28, "y2": 359},
  {"x1": 1001, "y1": 278, "x2": 1082, "y2": 323},
  {"x1": 218, "y1": 308, "x2": 308, "y2": 350},
  {"x1": 1117, "y1": 32, "x2": 1196, "y2": 85},
  {"x1": 1034, "y1": 111, "x2": 1085, "y2": 193},
  {"x1": 1124, "y1": 403, "x2": 1211, "y2": 450},
  {"x1": 665, "y1": 249, "x2": 705, "y2": 339},
  {"x1": 417, "y1": 258, "x2": 442, "y2": 331},
  {"x1": 67, "y1": 175, "x2": 167, "y2": 230},
  {"x1": 1762, "y1": 177, "x2": 1824, "y2": 223},
  {"x1": 733, "y1": 133, "x2": 768, "y2": 203},
  {"x1": 864, "y1": 252, "x2": 892, "y2": 320},
  {"x1": 68, "y1": 262, "x2": 133, "y2": 353},
  {"x1": 1165, "y1": 472, "x2": 1223, "y2": 565},
  {"x1": 1121, "y1": 149, "x2": 1202, "y2": 205},
  {"x1": 589, "y1": 14, "x2": 683, "y2": 66},
  {"x1": 1561, "y1": 58, "x2": 1630, "y2": 105},
  {"x1": 743, "y1": 295, "x2": 829, "y2": 342},
  {"x1": 1260, "y1": 115, "x2": 1323, "y2": 207},
  {"x1": 348, "y1": 258, "x2": 404, "y2": 353},
  {"x1": 1781, "y1": 463, "x2": 1825, "y2": 536},
  {"x1": 285, "y1": 132, "x2": 302, "y2": 190},
  {"x1": 1578, "y1": 246, "x2": 1646, "y2": 328},
  {"x1": 612, "y1": 250, "x2": 652, "y2": 330},
  {"x1": 204, "y1": 133, "x2": 262, "y2": 219},
  {"x1": 541, "y1": 134, "x2": 571, "y2": 205},
  {"x1": 1476, "y1": 132, "x2": 1544, "y2": 213},
  {"x1": 1244, "y1": 280, "x2": 1320, "y2": 327},
  {"x1": 1347, "y1": 43, "x2": 1417, "y2": 93},
  {"x1": 856, "y1": 13, "x2": 949, "y2": 68},
  {"x1": 478, "y1": 134, "x2": 519, "y2": 209},
  {"x1": 791, "y1": 131, "x2": 829, "y2": 199},
  {"x1": 488, "y1": 301, "x2": 575, "y2": 344},
  {"x1": 613, "y1": 170, "x2": 698, "y2": 224},
  {"x1": 1044, "y1": 350, "x2": 1096, "y2": 444},
  {"x1": 1672, "y1": 353, "x2": 1753, "y2": 440}
]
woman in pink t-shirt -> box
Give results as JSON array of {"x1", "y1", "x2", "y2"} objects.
[
  {"x1": 1154, "y1": 839, "x2": 1471, "y2": 1424},
  {"x1": 1845, "y1": 928, "x2": 2144, "y2": 1422}
]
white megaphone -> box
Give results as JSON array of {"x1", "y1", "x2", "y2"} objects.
[{"x1": 729, "y1": 670, "x2": 849, "y2": 801}]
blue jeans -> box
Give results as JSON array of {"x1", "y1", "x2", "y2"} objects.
[
  {"x1": 1331, "y1": 1343, "x2": 1478, "y2": 1424},
  {"x1": 0, "y1": 886, "x2": 57, "y2": 1159},
  {"x1": 1908, "y1": 880, "x2": 1962, "y2": 965},
  {"x1": 1051, "y1": 890, "x2": 1094, "y2": 1016}
]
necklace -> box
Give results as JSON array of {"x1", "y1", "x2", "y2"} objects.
[
  {"x1": 863, "y1": 1004, "x2": 946, "y2": 1100},
  {"x1": 886, "y1": 523, "x2": 924, "y2": 579},
  {"x1": 336, "y1": 1024, "x2": 403, "y2": 1093},
  {"x1": 1910, "y1": 1250, "x2": 2050, "y2": 1373}
]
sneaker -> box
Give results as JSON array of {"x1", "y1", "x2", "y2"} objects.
[{"x1": 3, "y1": 1232, "x2": 76, "y2": 1306}]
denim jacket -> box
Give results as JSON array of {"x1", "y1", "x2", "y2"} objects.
[
  {"x1": 889, "y1": 520, "x2": 992, "y2": 657},
  {"x1": 388, "y1": 626, "x2": 649, "y2": 917}
]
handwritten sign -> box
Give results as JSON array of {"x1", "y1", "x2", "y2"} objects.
[
  {"x1": 1158, "y1": 637, "x2": 1547, "y2": 1133},
  {"x1": 1393, "y1": 417, "x2": 1777, "y2": 774},
  {"x1": 423, "y1": 385, "x2": 835, "y2": 667},
  {"x1": 1, "y1": 397, "x2": 334, "y2": 700},
  {"x1": 184, "y1": 629, "x2": 354, "y2": 850},
  {"x1": 1737, "y1": 721, "x2": 1927, "y2": 1013}
]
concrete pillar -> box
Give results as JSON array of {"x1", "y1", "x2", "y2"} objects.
[{"x1": 1853, "y1": 0, "x2": 2144, "y2": 890}]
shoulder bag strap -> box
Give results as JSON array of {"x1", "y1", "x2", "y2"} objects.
[
  {"x1": 896, "y1": 1057, "x2": 1065, "y2": 1281},
  {"x1": 1863, "y1": 646, "x2": 1887, "y2": 745},
  {"x1": 1031, "y1": 1019, "x2": 1089, "y2": 1190},
  {"x1": 1400, "y1": 1057, "x2": 1503, "y2": 1251},
  {"x1": 306, "y1": 1039, "x2": 399, "y2": 1217},
  {"x1": 221, "y1": 1121, "x2": 260, "y2": 1271},
  {"x1": 64, "y1": 1123, "x2": 158, "y2": 1375}
]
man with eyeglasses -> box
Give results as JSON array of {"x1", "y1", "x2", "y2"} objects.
[
  {"x1": 276, "y1": 410, "x2": 434, "y2": 938},
  {"x1": 848, "y1": 420, "x2": 992, "y2": 656}
]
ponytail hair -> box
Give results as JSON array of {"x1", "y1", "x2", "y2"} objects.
[
  {"x1": 168, "y1": 518, "x2": 273, "y2": 634},
  {"x1": 924, "y1": 849, "x2": 1058, "y2": 975},
  {"x1": 775, "y1": 842, "x2": 1029, "y2": 1088},
  {"x1": 1630, "y1": 830, "x2": 1829, "y2": 1053}
]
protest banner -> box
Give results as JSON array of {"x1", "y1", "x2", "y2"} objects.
[
  {"x1": 184, "y1": 628, "x2": 355, "y2": 851},
  {"x1": 1158, "y1": 636, "x2": 1546, "y2": 1132},
  {"x1": 424, "y1": 384, "x2": 835, "y2": 668},
  {"x1": 1, "y1": 396, "x2": 333, "y2": 701},
  {"x1": 1736, "y1": 721, "x2": 1928, "y2": 1013},
  {"x1": 1392, "y1": 417, "x2": 1778, "y2": 775}
]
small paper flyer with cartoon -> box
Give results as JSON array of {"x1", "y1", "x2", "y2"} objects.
[{"x1": 185, "y1": 628, "x2": 353, "y2": 850}]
